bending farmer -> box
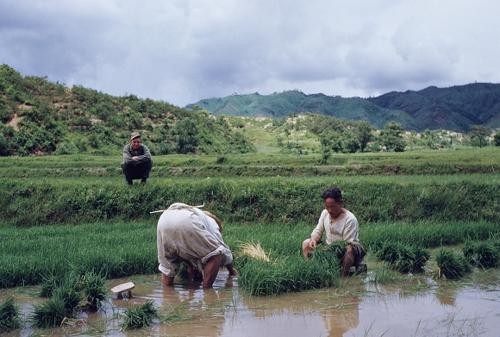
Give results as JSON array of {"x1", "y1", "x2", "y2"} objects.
[
  {"x1": 157, "y1": 202, "x2": 236, "y2": 288},
  {"x1": 121, "y1": 132, "x2": 152, "y2": 185},
  {"x1": 302, "y1": 187, "x2": 365, "y2": 276}
]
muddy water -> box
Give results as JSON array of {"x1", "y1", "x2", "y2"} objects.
[{"x1": 2, "y1": 270, "x2": 500, "y2": 337}]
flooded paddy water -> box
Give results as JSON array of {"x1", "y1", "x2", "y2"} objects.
[{"x1": 2, "y1": 269, "x2": 500, "y2": 337}]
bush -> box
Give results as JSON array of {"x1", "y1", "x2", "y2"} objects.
[{"x1": 54, "y1": 141, "x2": 79, "y2": 155}]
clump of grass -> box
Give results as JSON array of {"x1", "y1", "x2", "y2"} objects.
[
  {"x1": 40, "y1": 273, "x2": 59, "y2": 297},
  {"x1": 122, "y1": 300, "x2": 158, "y2": 329},
  {"x1": 0, "y1": 297, "x2": 21, "y2": 332},
  {"x1": 238, "y1": 255, "x2": 340, "y2": 296},
  {"x1": 81, "y1": 271, "x2": 107, "y2": 309},
  {"x1": 435, "y1": 249, "x2": 471, "y2": 280},
  {"x1": 463, "y1": 241, "x2": 499, "y2": 269},
  {"x1": 368, "y1": 266, "x2": 404, "y2": 284},
  {"x1": 313, "y1": 240, "x2": 347, "y2": 262},
  {"x1": 375, "y1": 242, "x2": 429, "y2": 273},
  {"x1": 32, "y1": 296, "x2": 67, "y2": 328},
  {"x1": 32, "y1": 274, "x2": 82, "y2": 328}
]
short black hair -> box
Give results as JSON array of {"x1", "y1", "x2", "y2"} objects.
[{"x1": 321, "y1": 187, "x2": 343, "y2": 202}]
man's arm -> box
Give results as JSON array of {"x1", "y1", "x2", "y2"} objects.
[
  {"x1": 135, "y1": 144, "x2": 152, "y2": 163},
  {"x1": 342, "y1": 216, "x2": 359, "y2": 243},
  {"x1": 122, "y1": 145, "x2": 133, "y2": 163},
  {"x1": 309, "y1": 210, "x2": 326, "y2": 247}
]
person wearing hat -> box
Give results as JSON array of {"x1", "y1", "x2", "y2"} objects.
[{"x1": 121, "y1": 132, "x2": 152, "y2": 185}]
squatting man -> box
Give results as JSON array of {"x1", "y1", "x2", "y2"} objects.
[{"x1": 302, "y1": 187, "x2": 366, "y2": 276}]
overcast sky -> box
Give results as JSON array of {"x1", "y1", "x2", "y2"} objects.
[{"x1": 1, "y1": 0, "x2": 499, "y2": 106}]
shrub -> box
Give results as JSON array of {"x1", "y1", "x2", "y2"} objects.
[
  {"x1": 0, "y1": 297, "x2": 20, "y2": 332},
  {"x1": 435, "y1": 249, "x2": 471, "y2": 280}
]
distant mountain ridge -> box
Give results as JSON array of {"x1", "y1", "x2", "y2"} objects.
[{"x1": 188, "y1": 84, "x2": 500, "y2": 131}]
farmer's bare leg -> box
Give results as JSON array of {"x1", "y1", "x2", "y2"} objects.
[
  {"x1": 202, "y1": 255, "x2": 222, "y2": 288},
  {"x1": 302, "y1": 238, "x2": 314, "y2": 259},
  {"x1": 342, "y1": 244, "x2": 355, "y2": 277},
  {"x1": 161, "y1": 273, "x2": 174, "y2": 287}
]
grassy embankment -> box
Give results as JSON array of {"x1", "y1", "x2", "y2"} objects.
[
  {"x1": 0, "y1": 147, "x2": 498, "y2": 177},
  {"x1": 0, "y1": 148, "x2": 499, "y2": 294}
]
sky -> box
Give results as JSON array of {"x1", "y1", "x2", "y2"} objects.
[{"x1": 1, "y1": 0, "x2": 499, "y2": 106}]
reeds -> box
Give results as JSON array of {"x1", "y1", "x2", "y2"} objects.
[
  {"x1": 0, "y1": 297, "x2": 20, "y2": 332},
  {"x1": 122, "y1": 300, "x2": 158, "y2": 329},
  {"x1": 435, "y1": 249, "x2": 471, "y2": 280}
]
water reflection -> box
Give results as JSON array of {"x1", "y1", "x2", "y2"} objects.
[{"x1": 1, "y1": 270, "x2": 499, "y2": 337}]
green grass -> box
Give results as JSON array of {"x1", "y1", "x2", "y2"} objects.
[
  {"x1": 122, "y1": 300, "x2": 158, "y2": 329},
  {"x1": 2, "y1": 175, "x2": 498, "y2": 226},
  {"x1": 374, "y1": 242, "x2": 430, "y2": 273},
  {"x1": 463, "y1": 240, "x2": 500, "y2": 269},
  {"x1": 435, "y1": 249, "x2": 471, "y2": 280},
  {"x1": 0, "y1": 297, "x2": 20, "y2": 333},
  {"x1": 1, "y1": 147, "x2": 499, "y2": 177},
  {"x1": 0, "y1": 220, "x2": 498, "y2": 289},
  {"x1": 81, "y1": 271, "x2": 107, "y2": 309},
  {"x1": 31, "y1": 296, "x2": 67, "y2": 328}
]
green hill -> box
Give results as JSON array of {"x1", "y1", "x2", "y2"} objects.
[
  {"x1": 189, "y1": 84, "x2": 500, "y2": 132},
  {"x1": 0, "y1": 64, "x2": 255, "y2": 156},
  {"x1": 368, "y1": 83, "x2": 500, "y2": 131}
]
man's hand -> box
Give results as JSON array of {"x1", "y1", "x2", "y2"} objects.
[
  {"x1": 309, "y1": 238, "x2": 317, "y2": 249},
  {"x1": 132, "y1": 156, "x2": 139, "y2": 161}
]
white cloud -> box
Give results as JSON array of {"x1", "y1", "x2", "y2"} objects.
[{"x1": 1, "y1": 0, "x2": 499, "y2": 106}]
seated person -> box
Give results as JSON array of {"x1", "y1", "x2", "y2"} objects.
[{"x1": 121, "y1": 132, "x2": 152, "y2": 185}]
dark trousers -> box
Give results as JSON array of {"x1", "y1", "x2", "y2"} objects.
[{"x1": 122, "y1": 160, "x2": 152, "y2": 183}]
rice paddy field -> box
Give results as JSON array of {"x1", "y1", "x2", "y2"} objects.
[{"x1": 0, "y1": 147, "x2": 499, "y2": 336}]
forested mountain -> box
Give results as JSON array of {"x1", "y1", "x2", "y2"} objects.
[
  {"x1": 0, "y1": 64, "x2": 254, "y2": 156},
  {"x1": 189, "y1": 84, "x2": 500, "y2": 132},
  {"x1": 368, "y1": 83, "x2": 500, "y2": 131}
]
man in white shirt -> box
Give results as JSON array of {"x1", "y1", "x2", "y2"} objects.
[
  {"x1": 157, "y1": 203, "x2": 237, "y2": 288},
  {"x1": 302, "y1": 187, "x2": 365, "y2": 276}
]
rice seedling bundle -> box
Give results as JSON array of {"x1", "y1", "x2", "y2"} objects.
[
  {"x1": 32, "y1": 296, "x2": 67, "y2": 328},
  {"x1": 0, "y1": 297, "x2": 20, "y2": 332},
  {"x1": 375, "y1": 242, "x2": 429, "y2": 273},
  {"x1": 435, "y1": 249, "x2": 471, "y2": 280},
  {"x1": 463, "y1": 241, "x2": 499, "y2": 269},
  {"x1": 81, "y1": 271, "x2": 107, "y2": 308},
  {"x1": 122, "y1": 300, "x2": 158, "y2": 329},
  {"x1": 237, "y1": 252, "x2": 340, "y2": 296}
]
